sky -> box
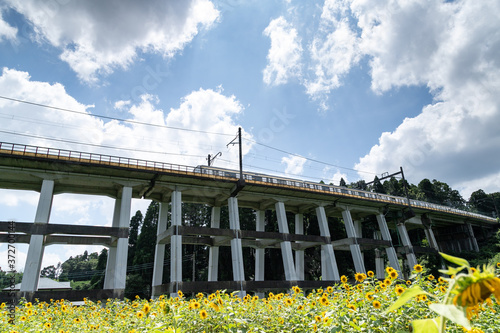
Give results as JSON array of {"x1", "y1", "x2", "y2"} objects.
[{"x1": 0, "y1": 0, "x2": 499, "y2": 273}]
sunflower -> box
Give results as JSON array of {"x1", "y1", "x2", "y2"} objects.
[
  {"x1": 43, "y1": 322, "x2": 52, "y2": 329},
  {"x1": 199, "y1": 309, "x2": 208, "y2": 320},
  {"x1": 389, "y1": 270, "x2": 398, "y2": 280},
  {"x1": 366, "y1": 292, "x2": 375, "y2": 301},
  {"x1": 341, "y1": 275, "x2": 348, "y2": 283},
  {"x1": 395, "y1": 285, "x2": 405, "y2": 296},
  {"x1": 177, "y1": 290, "x2": 184, "y2": 298},
  {"x1": 372, "y1": 300, "x2": 381, "y2": 309},
  {"x1": 314, "y1": 315, "x2": 322, "y2": 322},
  {"x1": 347, "y1": 304, "x2": 356, "y2": 312},
  {"x1": 136, "y1": 311, "x2": 145, "y2": 319},
  {"x1": 428, "y1": 274, "x2": 435, "y2": 281},
  {"x1": 452, "y1": 265, "x2": 500, "y2": 309},
  {"x1": 142, "y1": 303, "x2": 151, "y2": 314},
  {"x1": 326, "y1": 286, "x2": 334, "y2": 293},
  {"x1": 406, "y1": 280, "x2": 412, "y2": 285},
  {"x1": 319, "y1": 296, "x2": 329, "y2": 306},
  {"x1": 386, "y1": 266, "x2": 394, "y2": 273},
  {"x1": 414, "y1": 264, "x2": 423, "y2": 273},
  {"x1": 292, "y1": 286, "x2": 301, "y2": 294},
  {"x1": 284, "y1": 298, "x2": 293, "y2": 306},
  {"x1": 355, "y1": 273, "x2": 365, "y2": 283},
  {"x1": 383, "y1": 278, "x2": 392, "y2": 286},
  {"x1": 367, "y1": 270, "x2": 374, "y2": 278}
]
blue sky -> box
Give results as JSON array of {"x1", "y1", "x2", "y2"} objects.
[{"x1": 1, "y1": 0, "x2": 499, "y2": 272}]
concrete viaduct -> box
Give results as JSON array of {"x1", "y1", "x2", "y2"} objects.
[{"x1": 0, "y1": 142, "x2": 497, "y2": 301}]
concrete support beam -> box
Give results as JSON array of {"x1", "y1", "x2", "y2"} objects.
[
  {"x1": 208, "y1": 206, "x2": 221, "y2": 281},
  {"x1": 275, "y1": 202, "x2": 298, "y2": 281},
  {"x1": 152, "y1": 202, "x2": 169, "y2": 295},
  {"x1": 465, "y1": 222, "x2": 479, "y2": 252},
  {"x1": 295, "y1": 213, "x2": 305, "y2": 280},
  {"x1": 396, "y1": 222, "x2": 418, "y2": 271},
  {"x1": 21, "y1": 179, "x2": 54, "y2": 294},
  {"x1": 104, "y1": 198, "x2": 121, "y2": 290},
  {"x1": 228, "y1": 197, "x2": 246, "y2": 296},
  {"x1": 255, "y1": 210, "x2": 265, "y2": 298},
  {"x1": 375, "y1": 214, "x2": 402, "y2": 276},
  {"x1": 373, "y1": 231, "x2": 385, "y2": 280},
  {"x1": 254, "y1": 210, "x2": 265, "y2": 281},
  {"x1": 342, "y1": 209, "x2": 366, "y2": 274},
  {"x1": 315, "y1": 206, "x2": 340, "y2": 281},
  {"x1": 170, "y1": 190, "x2": 183, "y2": 297}
]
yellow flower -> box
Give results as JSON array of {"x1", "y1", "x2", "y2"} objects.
[
  {"x1": 347, "y1": 304, "x2": 356, "y2": 311},
  {"x1": 25, "y1": 302, "x2": 32, "y2": 308},
  {"x1": 356, "y1": 272, "x2": 366, "y2": 283},
  {"x1": 73, "y1": 318, "x2": 81, "y2": 324},
  {"x1": 319, "y1": 296, "x2": 329, "y2": 306},
  {"x1": 341, "y1": 275, "x2": 348, "y2": 283},
  {"x1": 372, "y1": 300, "x2": 381, "y2": 309},
  {"x1": 366, "y1": 292, "x2": 375, "y2": 301},
  {"x1": 142, "y1": 303, "x2": 151, "y2": 314},
  {"x1": 20, "y1": 316, "x2": 27, "y2": 321},
  {"x1": 428, "y1": 274, "x2": 435, "y2": 281},
  {"x1": 293, "y1": 286, "x2": 301, "y2": 294},
  {"x1": 196, "y1": 292, "x2": 204, "y2": 299},
  {"x1": 199, "y1": 309, "x2": 208, "y2": 320},
  {"x1": 314, "y1": 315, "x2": 322, "y2": 322},
  {"x1": 367, "y1": 270, "x2": 374, "y2": 278},
  {"x1": 136, "y1": 311, "x2": 145, "y2": 319},
  {"x1": 395, "y1": 285, "x2": 405, "y2": 296},
  {"x1": 326, "y1": 286, "x2": 334, "y2": 293},
  {"x1": 389, "y1": 270, "x2": 398, "y2": 280},
  {"x1": 177, "y1": 290, "x2": 184, "y2": 298},
  {"x1": 453, "y1": 271, "x2": 500, "y2": 308},
  {"x1": 384, "y1": 278, "x2": 392, "y2": 285},
  {"x1": 414, "y1": 264, "x2": 423, "y2": 273},
  {"x1": 406, "y1": 280, "x2": 412, "y2": 285},
  {"x1": 43, "y1": 323, "x2": 52, "y2": 329},
  {"x1": 209, "y1": 302, "x2": 220, "y2": 312},
  {"x1": 496, "y1": 262, "x2": 500, "y2": 268}
]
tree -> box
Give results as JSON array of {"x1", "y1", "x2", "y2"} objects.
[
  {"x1": 339, "y1": 178, "x2": 347, "y2": 187},
  {"x1": 371, "y1": 176, "x2": 385, "y2": 194},
  {"x1": 128, "y1": 210, "x2": 143, "y2": 266},
  {"x1": 40, "y1": 262, "x2": 62, "y2": 279},
  {"x1": 469, "y1": 189, "x2": 494, "y2": 216}
]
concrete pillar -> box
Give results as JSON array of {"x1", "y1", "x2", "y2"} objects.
[
  {"x1": 21, "y1": 179, "x2": 54, "y2": 294},
  {"x1": 342, "y1": 209, "x2": 366, "y2": 274},
  {"x1": 375, "y1": 214, "x2": 402, "y2": 276},
  {"x1": 255, "y1": 210, "x2": 265, "y2": 298},
  {"x1": 152, "y1": 202, "x2": 169, "y2": 295},
  {"x1": 228, "y1": 197, "x2": 245, "y2": 296},
  {"x1": 396, "y1": 222, "x2": 418, "y2": 271},
  {"x1": 170, "y1": 190, "x2": 182, "y2": 297},
  {"x1": 295, "y1": 213, "x2": 304, "y2": 280},
  {"x1": 208, "y1": 206, "x2": 221, "y2": 281},
  {"x1": 465, "y1": 222, "x2": 479, "y2": 252},
  {"x1": 275, "y1": 202, "x2": 297, "y2": 281},
  {"x1": 104, "y1": 198, "x2": 121, "y2": 290},
  {"x1": 254, "y1": 210, "x2": 265, "y2": 281},
  {"x1": 373, "y1": 231, "x2": 385, "y2": 280},
  {"x1": 315, "y1": 206, "x2": 340, "y2": 281}
]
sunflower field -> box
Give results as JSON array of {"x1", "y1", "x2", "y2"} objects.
[{"x1": 2, "y1": 262, "x2": 499, "y2": 333}]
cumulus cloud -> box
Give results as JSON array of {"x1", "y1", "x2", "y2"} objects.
[
  {"x1": 281, "y1": 154, "x2": 306, "y2": 175},
  {"x1": 263, "y1": 16, "x2": 303, "y2": 86},
  {"x1": 0, "y1": 67, "x2": 252, "y2": 168},
  {"x1": 352, "y1": 0, "x2": 500, "y2": 197},
  {"x1": 4, "y1": 0, "x2": 219, "y2": 82}
]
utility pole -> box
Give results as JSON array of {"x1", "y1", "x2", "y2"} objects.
[
  {"x1": 207, "y1": 152, "x2": 222, "y2": 166},
  {"x1": 227, "y1": 127, "x2": 243, "y2": 181}
]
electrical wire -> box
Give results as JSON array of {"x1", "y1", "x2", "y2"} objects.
[{"x1": 0, "y1": 95, "x2": 235, "y2": 137}]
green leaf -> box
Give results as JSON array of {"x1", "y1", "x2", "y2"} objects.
[
  {"x1": 429, "y1": 304, "x2": 471, "y2": 330},
  {"x1": 412, "y1": 317, "x2": 441, "y2": 333},
  {"x1": 440, "y1": 252, "x2": 470, "y2": 268},
  {"x1": 385, "y1": 285, "x2": 428, "y2": 313}
]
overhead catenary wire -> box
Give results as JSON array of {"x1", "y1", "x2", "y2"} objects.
[{"x1": 0, "y1": 94, "x2": 376, "y2": 179}]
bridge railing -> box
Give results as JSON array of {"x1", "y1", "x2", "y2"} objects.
[{"x1": 0, "y1": 141, "x2": 197, "y2": 174}]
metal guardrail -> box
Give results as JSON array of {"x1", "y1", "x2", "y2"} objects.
[{"x1": 0, "y1": 142, "x2": 497, "y2": 223}]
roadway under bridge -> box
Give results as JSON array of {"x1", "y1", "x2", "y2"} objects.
[{"x1": 0, "y1": 142, "x2": 497, "y2": 301}]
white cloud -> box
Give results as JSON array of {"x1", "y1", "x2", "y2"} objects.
[
  {"x1": 0, "y1": 9, "x2": 17, "y2": 42},
  {"x1": 353, "y1": 0, "x2": 500, "y2": 197},
  {"x1": 281, "y1": 154, "x2": 306, "y2": 175},
  {"x1": 263, "y1": 16, "x2": 303, "y2": 86},
  {"x1": 4, "y1": 0, "x2": 219, "y2": 82}
]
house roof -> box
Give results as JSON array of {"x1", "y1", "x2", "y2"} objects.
[{"x1": 3, "y1": 278, "x2": 71, "y2": 291}]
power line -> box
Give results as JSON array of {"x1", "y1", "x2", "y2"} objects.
[
  {"x1": 0, "y1": 95, "x2": 235, "y2": 137},
  {"x1": 0, "y1": 130, "x2": 206, "y2": 159}
]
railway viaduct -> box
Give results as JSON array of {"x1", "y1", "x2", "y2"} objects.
[{"x1": 0, "y1": 142, "x2": 497, "y2": 301}]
